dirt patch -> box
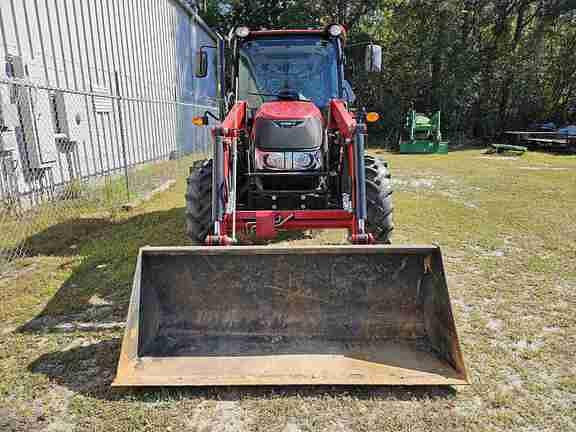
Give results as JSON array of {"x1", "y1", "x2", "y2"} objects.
[
  {"x1": 42, "y1": 420, "x2": 75, "y2": 432},
  {"x1": 486, "y1": 319, "x2": 503, "y2": 332},
  {"x1": 183, "y1": 399, "x2": 247, "y2": 432},
  {"x1": 282, "y1": 421, "x2": 303, "y2": 432},
  {"x1": 517, "y1": 166, "x2": 571, "y2": 171},
  {"x1": 392, "y1": 173, "x2": 483, "y2": 209},
  {"x1": 21, "y1": 314, "x2": 124, "y2": 333},
  {"x1": 477, "y1": 155, "x2": 522, "y2": 160},
  {"x1": 392, "y1": 177, "x2": 436, "y2": 190}
]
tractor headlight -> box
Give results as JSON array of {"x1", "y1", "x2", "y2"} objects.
[
  {"x1": 327, "y1": 24, "x2": 344, "y2": 37},
  {"x1": 255, "y1": 149, "x2": 285, "y2": 170},
  {"x1": 255, "y1": 149, "x2": 322, "y2": 171},
  {"x1": 292, "y1": 150, "x2": 322, "y2": 170},
  {"x1": 263, "y1": 152, "x2": 285, "y2": 170}
]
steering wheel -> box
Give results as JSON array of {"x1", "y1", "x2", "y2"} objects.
[{"x1": 277, "y1": 88, "x2": 301, "y2": 101}]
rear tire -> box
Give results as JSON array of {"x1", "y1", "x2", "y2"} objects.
[
  {"x1": 185, "y1": 159, "x2": 213, "y2": 244},
  {"x1": 365, "y1": 155, "x2": 394, "y2": 243}
]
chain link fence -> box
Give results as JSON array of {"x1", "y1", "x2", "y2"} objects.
[{"x1": 0, "y1": 77, "x2": 216, "y2": 272}]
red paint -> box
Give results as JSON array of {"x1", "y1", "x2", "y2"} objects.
[
  {"x1": 205, "y1": 235, "x2": 234, "y2": 246},
  {"x1": 256, "y1": 211, "x2": 276, "y2": 239},
  {"x1": 350, "y1": 233, "x2": 375, "y2": 244},
  {"x1": 225, "y1": 210, "x2": 355, "y2": 238},
  {"x1": 234, "y1": 210, "x2": 353, "y2": 221},
  {"x1": 223, "y1": 144, "x2": 230, "y2": 202},
  {"x1": 255, "y1": 101, "x2": 323, "y2": 121},
  {"x1": 329, "y1": 100, "x2": 356, "y2": 139},
  {"x1": 205, "y1": 87, "x2": 373, "y2": 244},
  {"x1": 221, "y1": 101, "x2": 247, "y2": 135}
]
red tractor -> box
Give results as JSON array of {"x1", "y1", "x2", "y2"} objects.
[
  {"x1": 113, "y1": 24, "x2": 468, "y2": 388},
  {"x1": 186, "y1": 24, "x2": 393, "y2": 245}
]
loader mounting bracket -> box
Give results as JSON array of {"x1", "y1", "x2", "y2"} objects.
[
  {"x1": 256, "y1": 211, "x2": 277, "y2": 239},
  {"x1": 205, "y1": 235, "x2": 235, "y2": 246},
  {"x1": 350, "y1": 233, "x2": 375, "y2": 244}
]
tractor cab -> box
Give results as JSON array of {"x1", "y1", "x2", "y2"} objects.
[
  {"x1": 235, "y1": 27, "x2": 343, "y2": 179},
  {"x1": 225, "y1": 26, "x2": 353, "y2": 208},
  {"x1": 237, "y1": 31, "x2": 341, "y2": 114}
]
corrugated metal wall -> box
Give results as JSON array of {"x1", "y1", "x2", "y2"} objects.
[{"x1": 0, "y1": 0, "x2": 218, "y2": 203}]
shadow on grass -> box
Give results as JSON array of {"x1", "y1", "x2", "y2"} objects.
[
  {"x1": 18, "y1": 218, "x2": 117, "y2": 257},
  {"x1": 18, "y1": 208, "x2": 187, "y2": 332},
  {"x1": 29, "y1": 338, "x2": 457, "y2": 402}
]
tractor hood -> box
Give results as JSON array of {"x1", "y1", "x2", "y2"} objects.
[
  {"x1": 255, "y1": 101, "x2": 323, "y2": 121},
  {"x1": 253, "y1": 101, "x2": 324, "y2": 150}
]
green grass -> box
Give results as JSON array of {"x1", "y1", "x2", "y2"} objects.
[{"x1": 1, "y1": 149, "x2": 575, "y2": 431}]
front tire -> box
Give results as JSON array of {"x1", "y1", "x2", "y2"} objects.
[
  {"x1": 185, "y1": 156, "x2": 394, "y2": 244},
  {"x1": 185, "y1": 159, "x2": 213, "y2": 244},
  {"x1": 365, "y1": 155, "x2": 394, "y2": 243}
]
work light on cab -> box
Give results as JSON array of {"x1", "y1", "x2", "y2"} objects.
[
  {"x1": 235, "y1": 26, "x2": 250, "y2": 38},
  {"x1": 327, "y1": 24, "x2": 344, "y2": 37}
]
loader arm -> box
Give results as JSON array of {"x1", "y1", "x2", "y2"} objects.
[
  {"x1": 328, "y1": 100, "x2": 372, "y2": 242},
  {"x1": 208, "y1": 98, "x2": 373, "y2": 244},
  {"x1": 207, "y1": 102, "x2": 248, "y2": 245},
  {"x1": 220, "y1": 101, "x2": 247, "y2": 136},
  {"x1": 329, "y1": 99, "x2": 356, "y2": 140}
]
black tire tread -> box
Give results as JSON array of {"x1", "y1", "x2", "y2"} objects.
[
  {"x1": 365, "y1": 155, "x2": 394, "y2": 243},
  {"x1": 185, "y1": 159, "x2": 213, "y2": 243}
]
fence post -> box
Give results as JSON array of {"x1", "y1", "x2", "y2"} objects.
[{"x1": 114, "y1": 71, "x2": 130, "y2": 201}]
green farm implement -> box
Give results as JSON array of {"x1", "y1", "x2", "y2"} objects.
[{"x1": 399, "y1": 109, "x2": 448, "y2": 154}]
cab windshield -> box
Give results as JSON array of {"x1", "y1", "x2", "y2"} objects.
[{"x1": 238, "y1": 36, "x2": 340, "y2": 109}]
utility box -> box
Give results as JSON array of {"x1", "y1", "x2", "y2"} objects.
[
  {"x1": 0, "y1": 89, "x2": 19, "y2": 153},
  {"x1": 14, "y1": 87, "x2": 57, "y2": 168},
  {"x1": 0, "y1": 88, "x2": 20, "y2": 133},
  {"x1": 4, "y1": 54, "x2": 57, "y2": 169},
  {"x1": 52, "y1": 92, "x2": 90, "y2": 145},
  {"x1": 4, "y1": 54, "x2": 25, "y2": 79}
]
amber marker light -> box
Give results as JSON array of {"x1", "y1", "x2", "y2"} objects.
[
  {"x1": 192, "y1": 116, "x2": 206, "y2": 126},
  {"x1": 366, "y1": 112, "x2": 380, "y2": 123}
]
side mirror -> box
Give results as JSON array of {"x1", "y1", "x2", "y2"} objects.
[
  {"x1": 365, "y1": 44, "x2": 382, "y2": 73},
  {"x1": 195, "y1": 49, "x2": 208, "y2": 78}
]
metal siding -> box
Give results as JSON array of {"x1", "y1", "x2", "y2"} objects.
[
  {"x1": 0, "y1": 0, "x2": 218, "y2": 210},
  {"x1": 6, "y1": 0, "x2": 22, "y2": 57}
]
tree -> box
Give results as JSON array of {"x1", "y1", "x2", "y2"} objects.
[{"x1": 198, "y1": 0, "x2": 576, "y2": 140}]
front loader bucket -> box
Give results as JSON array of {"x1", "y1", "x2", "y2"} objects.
[{"x1": 113, "y1": 246, "x2": 468, "y2": 386}]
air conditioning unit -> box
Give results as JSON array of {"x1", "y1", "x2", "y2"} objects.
[
  {"x1": 52, "y1": 92, "x2": 90, "y2": 145},
  {"x1": 15, "y1": 87, "x2": 57, "y2": 168}
]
